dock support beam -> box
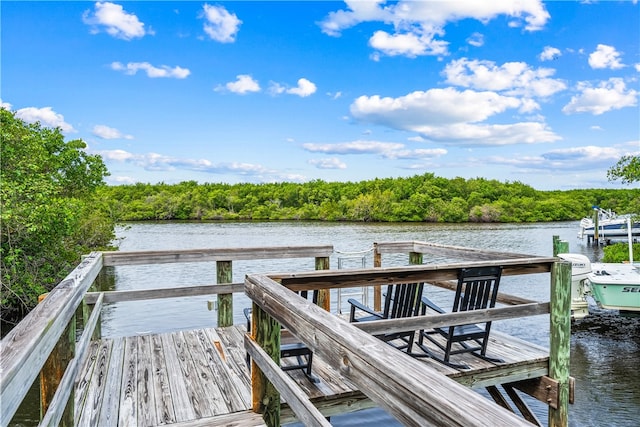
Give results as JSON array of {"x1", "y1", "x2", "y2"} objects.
[{"x1": 549, "y1": 260, "x2": 572, "y2": 427}]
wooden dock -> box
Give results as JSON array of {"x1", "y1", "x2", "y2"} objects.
[
  {"x1": 1, "y1": 241, "x2": 574, "y2": 427},
  {"x1": 75, "y1": 325, "x2": 550, "y2": 426}
]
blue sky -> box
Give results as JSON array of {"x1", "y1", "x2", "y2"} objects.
[{"x1": 2, "y1": 1, "x2": 639, "y2": 190}]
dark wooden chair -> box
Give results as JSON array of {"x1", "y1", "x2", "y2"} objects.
[
  {"x1": 417, "y1": 266, "x2": 504, "y2": 369},
  {"x1": 348, "y1": 282, "x2": 424, "y2": 353},
  {"x1": 244, "y1": 289, "x2": 318, "y2": 382}
]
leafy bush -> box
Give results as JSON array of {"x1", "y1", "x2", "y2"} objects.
[
  {"x1": 602, "y1": 243, "x2": 640, "y2": 263},
  {"x1": 1, "y1": 109, "x2": 115, "y2": 329}
]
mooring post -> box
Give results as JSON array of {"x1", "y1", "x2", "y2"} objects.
[
  {"x1": 373, "y1": 242, "x2": 382, "y2": 311},
  {"x1": 552, "y1": 235, "x2": 569, "y2": 256},
  {"x1": 251, "y1": 302, "x2": 281, "y2": 427},
  {"x1": 38, "y1": 294, "x2": 75, "y2": 426},
  {"x1": 315, "y1": 256, "x2": 330, "y2": 311},
  {"x1": 217, "y1": 260, "x2": 233, "y2": 327},
  {"x1": 549, "y1": 260, "x2": 572, "y2": 427}
]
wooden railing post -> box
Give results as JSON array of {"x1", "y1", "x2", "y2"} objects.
[
  {"x1": 315, "y1": 256, "x2": 330, "y2": 311},
  {"x1": 549, "y1": 260, "x2": 572, "y2": 427},
  {"x1": 217, "y1": 260, "x2": 233, "y2": 327},
  {"x1": 373, "y1": 242, "x2": 382, "y2": 311},
  {"x1": 38, "y1": 295, "x2": 75, "y2": 426},
  {"x1": 552, "y1": 236, "x2": 569, "y2": 256},
  {"x1": 251, "y1": 304, "x2": 281, "y2": 427}
]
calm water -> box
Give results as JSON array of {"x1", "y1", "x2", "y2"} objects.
[{"x1": 11, "y1": 221, "x2": 639, "y2": 426}]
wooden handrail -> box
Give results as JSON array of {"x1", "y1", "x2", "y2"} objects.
[
  {"x1": 352, "y1": 302, "x2": 550, "y2": 336},
  {"x1": 244, "y1": 335, "x2": 331, "y2": 427},
  {"x1": 84, "y1": 282, "x2": 245, "y2": 304},
  {"x1": 0, "y1": 252, "x2": 103, "y2": 427},
  {"x1": 102, "y1": 245, "x2": 334, "y2": 266},
  {"x1": 40, "y1": 293, "x2": 104, "y2": 426},
  {"x1": 245, "y1": 273, "x2": 533, "y2": 427},
  {"x1": 272, "y1": 257, "x2": 556, "y2": 289}
]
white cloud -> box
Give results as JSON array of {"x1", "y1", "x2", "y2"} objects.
[
  {"x1": 369, "y1": 30, "x2": 448, "y2": 57},
  {"x1": 308, "y1": 157, "x2": 347, "y2": 169},
  {"x1": 1, "y1": 100, "x2": 12, "y2": 110},
  {"x1": 83, "y1": 2, "x2": 149, "y2": 40},
  {"x1": 269, "y1": 78, "x2": 317, "y2": 97},
  {"x1": 443, "y1": 58, "x2": 566, "y2": 98},
  {"x1": 201, "y1": 4, "x2": 241, "y2": 43},
  {"x1": 319, "y1": 1, "x2": 549, "y2": 58},
  {"x1": 350, "y1": 88, "x2": 560, "y2": 145},
  {"x1": 99, "y1": 149, "x2": 275, "y2": 176},
  {"x1": 97, "y1": 148, "x2": 309, "y2": 183},
  {"x1": 467, "y1": 32, "x2": 484, "y2": 47},
  {"x1": 302, "y1": 140, "x2": 447, "y2": 160},
  {"x1": 92, "y1": 124, "x2": 133, "y2": 140},
  {"x1": 217, "y1": 74, "x2": 261, "y2": 94},
  {"x1": 562, "y1": 78, "x2": 638, "y2": 115},
  {"x1": 287, "y1": 78, "x2": 317, "y2": 97},
  {"x1": 111, "y1": 62, "x2": 190, "y2": 79},
  {"x1": 108, "y1": 175, "x2": 137, "y2": 184},
  {"x1": 15, "y1": 106, "x2": 75, "y2": 133},
  {"x1": 588, "y1": 44, "x2": 624, "y2": 69},
  {"x1": 488, "y1": 144, "x2": 638, "y2": 172},
  {"x1": 539, "y1": 46, "x2": 561, "y2": 61}
]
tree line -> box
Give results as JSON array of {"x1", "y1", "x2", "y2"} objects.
[{"x1": 96, "y1": 177, "x2": 639, "y2": 223}]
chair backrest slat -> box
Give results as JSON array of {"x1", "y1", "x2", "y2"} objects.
[
  {"x1": 385, "y1": 282, "x2": 424, "y2": 319},
  {"x1": 454, "y1": 267, "x2": 502, "y2": 314}
]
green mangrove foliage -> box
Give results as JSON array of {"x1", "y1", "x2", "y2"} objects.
[
  {"x1": 1, "y1": 109, "x2": 116, "y2": 329},
  {"x1": 96, "y1": 176, "x2": 639, "y2": 223},
  {"x1": 602, "y1": 243, "x2": 640, "y2": 263}
]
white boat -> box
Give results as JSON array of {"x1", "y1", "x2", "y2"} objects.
[
  {"x1": 562, "y1": 217, "x2": 640, "y2": 317},
  {"x1": 578, "y1": 207, "x2": 640, "y2": 242}
]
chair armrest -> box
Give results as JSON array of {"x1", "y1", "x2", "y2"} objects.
[
  {"x1": 348, "y1": 298, "x2": 384, "y2": 322},
  {"x1": 421, "y1": 296, "x2": 445, "y2": 314}
]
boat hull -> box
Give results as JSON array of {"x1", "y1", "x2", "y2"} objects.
[
  {"x1": 582, "y1": 222, "x2": 640, "y2": 238},
  {"x1": 588, "y1": 263, "x2": 640, "y2": 311}
]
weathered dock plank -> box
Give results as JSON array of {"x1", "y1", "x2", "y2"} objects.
[
  {"x1": 160, "y1": 333, "x2": 197, "y2": 421},
  {"x1": 74, "y1": 340, "x2": 99, "y2": 422},
  {"x1": 137, "y1": 334, "x2": 158, "y2": 427},
  {"x1": 77, "y1": 339, "x2": 112, "y2": 426},
  {"x1": 98, "y1": 337, "x2": 124, "y2": 426},
  {"x1": 150, "y1": 334, "x2": 177, "y2": 425},
  {"x1": 119, "y1": 336, "x2": 138, "y2": 427},
  {"x1": 76, "y1": 324, "x2": 550, "y2": 426}
]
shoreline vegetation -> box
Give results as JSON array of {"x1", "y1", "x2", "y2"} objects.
[{"x1": 96, "y1": 177, "x2": 639, "y2": 223}]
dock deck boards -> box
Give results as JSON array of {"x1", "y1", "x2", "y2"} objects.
[{"x1": 75, "y1": 325, "x2": 549, "y2": 426}]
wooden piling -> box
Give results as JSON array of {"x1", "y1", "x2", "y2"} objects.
[
  {"x1": 552, "y1": 236, "x2": 569, "y2": 256},
  {"x1": 251, "y1": 303, "x2": 281, "y2": 427},
  {"x1": 549, "y1": 260, "x2": 572, "y2": 427},
  {"x1": 373, "y1": 243, "x2": 382, "y2": 311},
  {"x1": 315, "y1": 256, "x2": 330, "y2": 311},
  {"x1": 217, "y1": 260, "x2": 233, "y2": 327}
]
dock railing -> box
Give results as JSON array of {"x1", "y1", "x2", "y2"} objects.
[
  {"x1": 0, "y1": 245, "x2": 333, "y2": 427},
  {"x1": 0, "y1": 241, "x2": 571, "y2": 427},
  {"x1": 245, "y1": 241, "x2": 572, "y2": 427}
]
